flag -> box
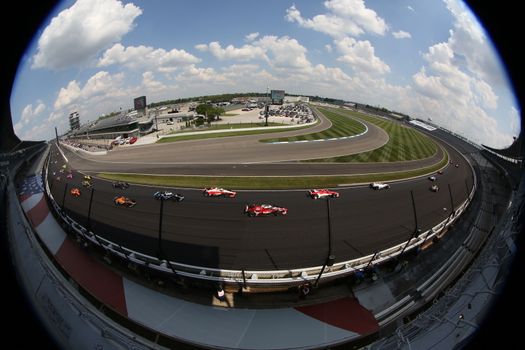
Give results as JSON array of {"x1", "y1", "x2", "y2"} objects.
[{"x1": 17, "y1": 173, "x2": 44, "y2": 197}]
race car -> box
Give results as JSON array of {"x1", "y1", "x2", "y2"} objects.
[
  {"x1": 81, "y1": 180, "x2": 93, "y2": 188},
  {"x1": 455, "y1": 164, "x2": 459, "y2": 168},
  {"x1": 113, "y1": 195, "x2": 137, "y2": 208},
  {"x1": 370, "y1": 182, "x2": 390, "y2": 190},
  {"x1": 66, "y1": 172, "x2": 73, "y2": 179},
  {"x1": 70, "y1": 188, "x2": 81, "y2": 197},
  {"x1": 437, "y1": 170, "x2": 444, "y2": 175},
  {"x1": 245, "y1": 204, "x2": 288, "y2": 217},
  {"x1": 430, "y1": 185, "x2": 439, "y2": 192},
  {"x1": 153, "y1": 190, "x2": 184, "y2": 201},
  {"x1": 428, "y1": 176, "x2": 437, "y2": 181},
  {"x1": 84, "y1": 175, "x2": 92, "y2": 181},
  {"x1": 308, "y1": 189, "x2": 340, "y2": 199},
  {"x1": 112, "y1": 181, "x2": 130, "y2": 189},
  {"x1": 203, "y1": 187, "x2": 237, "y2": 198}
]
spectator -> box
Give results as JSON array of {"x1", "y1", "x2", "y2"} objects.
[
  {"x1": 298, "y1": 283, "x2": 311, "y2": 299},
  {"x1": 217, "y1": 285, "x2": 225, "y2": 302}
]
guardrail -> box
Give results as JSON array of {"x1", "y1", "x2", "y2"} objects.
[{"x1": 43, "y1": 151, "x2": 476, "y2": 287}]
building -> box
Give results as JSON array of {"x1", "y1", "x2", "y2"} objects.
[
  {"x1": 69, "y1": 111, "x2": 80, "y2": 131},
  {"x1": 284, "y1": 95, "x2": 310, "y2": 103},
  {"x1": 271, "y1": 90, "x2": 285, "y2": 104}
]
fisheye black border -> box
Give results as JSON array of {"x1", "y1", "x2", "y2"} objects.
[{"x1": 1, "y1": 1, "x2": 522, "y2": 349}]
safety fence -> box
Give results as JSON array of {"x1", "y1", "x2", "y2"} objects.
[{"x1": 43, "y1": 154, "x2": 477, "y2": 287}]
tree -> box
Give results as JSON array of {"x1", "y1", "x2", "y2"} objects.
[{"x1": 195, "y1": 104, "x2": 224, "y2": 123}]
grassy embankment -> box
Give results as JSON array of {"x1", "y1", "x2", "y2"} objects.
[{"x1": 261, "y1": 109, "x2": 366, "y2": 143}]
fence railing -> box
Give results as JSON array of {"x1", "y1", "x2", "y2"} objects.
[{"x1": 43, "y1": 152, "x2": 476, "y2": 287}]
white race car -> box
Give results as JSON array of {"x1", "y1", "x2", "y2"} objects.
[
  {"x1": 203, "y1": 187, "x2": 237, "y2": 198},
  {"x1": 370, "y1": 182, "x2": 390, "y2": 190}
]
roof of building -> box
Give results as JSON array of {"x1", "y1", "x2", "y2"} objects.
[{"x1": 483, "y1": 133, "x2": 524, "y2": 160}]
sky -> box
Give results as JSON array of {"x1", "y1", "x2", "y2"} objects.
[{"x1": 10, "y1": 0, "x2": 521, "y2": 148}]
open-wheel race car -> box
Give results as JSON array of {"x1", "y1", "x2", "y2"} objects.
[
  {"x1": 153, "y1": 190, "x2": 184, "y2": 202},
  {"x1": 308, "y1": 189, "x2": 339, "y2": 199},
  {"x1": 112, "y1": 181, "x2": 130, "y2": 189},
  {"x1": 81, "y1": 180, "x2": 93, "y2": 188},
  {"x1": 244, "y1": 204, "x2": 288, "y2": 217},
  {"x1": 113, "y1": 195, "x2": 137, "y2": 208},
  {"x1": 70, "y1": 188, "x2": 81, "y2": 197},
  {"x1": 369, "y1": 182, "x2": 390, "y2": 190},
  {"x1": 203, "y1": 187, "x2": 237, "y2": 198}
]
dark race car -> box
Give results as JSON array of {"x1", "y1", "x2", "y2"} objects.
[
  {"x1": 153, "y1": 190, "x2": 184, "y2": 202},
  {"x1": 113, "y1": 195, "x2": 136, "y2": 208},
  {"x1": 112, "y1": 181, "x2": 130, "y2": 189},
  {"x1": 245, "y1": 204, "x2": 288, "y2": 217}
]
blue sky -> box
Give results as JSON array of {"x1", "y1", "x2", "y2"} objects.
[{"x1": 11, "y1": 0, "x2": 520, "y2": 147}]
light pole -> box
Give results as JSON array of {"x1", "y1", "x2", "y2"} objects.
[{"x1": 314, "y1": 198, "x2": 335, "y2": 287}]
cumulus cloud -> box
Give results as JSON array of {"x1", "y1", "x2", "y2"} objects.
[
  {"x1": 32, "y1": 0, "x2": 142, "y2": 69},
  {"x1": 410, "y1": 27, "x2": 512, "y2": 147},
  {"x1": 256, "y1": 36, "x2": 310, "y2": 70},
  {"x1": 176, "y1": 65, "x2": 227, "y2": 83},
  {"x1": 392, "y1": 30, "x2": 411, "y2": 39},
  {"x1": 194, "y1": 41, "x2": 265, "y2": 61},
  {"x1": 98, "y1": 43, "x2": 200, "y2": 72},
  {"x1": 325, "y1": 44, "x2": 333, "y2": 53},
  {"x1": 19, "y1": 101, "x2": 46, "y2": 126},
  {"x1": 407, "y1": 6, "x2": 415, "y2": 12},
  {"x1": 54, "y1": 71, "x2": 125, "y2": 110},
  {"x1": 142, "y1": 71, "x2": 165, "y2": 92},
  {"x1": 336, "y1": 37, "x2": 390, "y2": 75},
  {"x1": 444, "y1": 0, "x2": 506, "y2": 87},
  {"x1": 245, "y1": 32, "x2": 260, "y2": 42},
  {"x1": 16, "y1": 102, "x2": 47, "y2": 134},
  {"x1": 196, "y1": 35, "x2": 311, "y2": 70},
  {"x1": 286, "y1": 0, "x2": 387, "y2": 38}
]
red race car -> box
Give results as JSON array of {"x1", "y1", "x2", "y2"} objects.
[
  {"x1": 70, "y1": 188, "x2": 81, "y2": 197},
  {"x1": 203, "y1": 187, "x2": 237, "y2": 198},
  {"x1": 245, "y1": 204, "x2": 288, "y2": 217},
  {"x1": 308, "y1": 189, "x2": 340, "y2": 199}
]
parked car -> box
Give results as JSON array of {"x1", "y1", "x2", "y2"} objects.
[{"x1": 129, "y1": 136, "x2": 138, "y2": 144}]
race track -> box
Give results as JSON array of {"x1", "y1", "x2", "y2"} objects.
[{"x1": 47, "y1": 125, "x2": 473, "y2": 270}]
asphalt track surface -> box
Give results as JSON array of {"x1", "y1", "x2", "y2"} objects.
[
  {"x1": 66, "y1": 109, "x2": 393, "y2": 168},
  {"x1": 62, "y1": 113, "x2": 443, "y2": 176},
  {"x1": 47, "y1": 126, "x2": 473, "y2": 270}
]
